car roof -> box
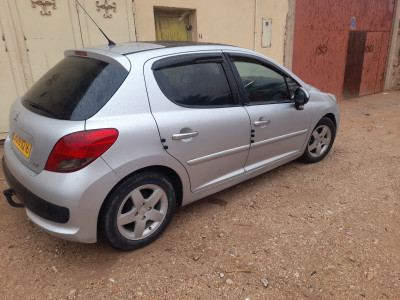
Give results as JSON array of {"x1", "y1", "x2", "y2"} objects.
[{"x1": 82, "y1": 41, "x2": 239, "y2": 55}]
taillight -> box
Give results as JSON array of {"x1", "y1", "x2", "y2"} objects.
[{"x1": 45, "y1": 129, "x2": 118, "y2": 173}]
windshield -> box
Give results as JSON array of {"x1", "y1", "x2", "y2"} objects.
[{"x1": 22, "y1": 56, "x2": 128, "y2": 120}]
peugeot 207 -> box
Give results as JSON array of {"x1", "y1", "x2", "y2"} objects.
[{"x1": 2, "y1": 42, "x2": 340, "y2": 250}]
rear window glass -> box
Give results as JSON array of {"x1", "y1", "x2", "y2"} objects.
[
  {"x1": 22, "y1": 56, "x2": 128, "y2": 120},
  {"x1": 153, "y1": 62, "x2": 234, "y2": 107}
]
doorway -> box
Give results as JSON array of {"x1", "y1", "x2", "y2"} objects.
[{"x1": 154, "y1": 7, "x2": 196, "y2": 42}]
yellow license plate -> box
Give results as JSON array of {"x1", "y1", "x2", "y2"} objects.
[{"x1": 12, "y1": 134, "x2": 32, "y2": 158}]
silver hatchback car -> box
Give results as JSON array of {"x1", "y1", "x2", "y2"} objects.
[{"x1": 3, "y1": 42, "x2": 340, "y2": 250}]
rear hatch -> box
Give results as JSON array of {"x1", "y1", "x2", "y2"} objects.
[{"x1": 8, "y1": 51, "x2": 130, "y2": 173}]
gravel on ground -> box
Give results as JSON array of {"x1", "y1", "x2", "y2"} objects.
[{"x1": 1, "y1": 91, "x2": 399, "y2": 299}]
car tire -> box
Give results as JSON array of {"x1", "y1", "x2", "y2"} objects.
[
  {"x1": 101, "y1": 171, "x2": 176, "y2": 251},
  {"x1": 300, "y1": 117, "x2": 336, "y2": 164}
]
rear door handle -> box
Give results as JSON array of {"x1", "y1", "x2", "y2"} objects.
[
  {"x1": 172, "y1": 131, "x2": 199, "y2": 140},
  {"x1": 254, "y1": 120, "x2": 271, "y2": 127}
]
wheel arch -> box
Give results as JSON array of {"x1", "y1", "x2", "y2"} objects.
[
  {"x1": 98, "y1": 165, "x2": 183, "y2": 230},
  {"x1": 323, "y1": 113, "x2": 337, "y2": 131}
]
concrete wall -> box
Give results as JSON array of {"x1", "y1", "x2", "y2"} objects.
[{"x1": 134, "y1": 0, "x2": 289, "y2": 65}]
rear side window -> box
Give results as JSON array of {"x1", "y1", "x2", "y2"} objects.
[
  {"x1": 153, "y1": 62, "x2": 234, "y2": 107},
  {"x1": 22, "y1": 56, "x2": 128, "y2": 120}
]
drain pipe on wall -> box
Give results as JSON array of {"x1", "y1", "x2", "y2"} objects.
[{"x1": 253, "y1": 0, "x2": 258, "y2": 50}]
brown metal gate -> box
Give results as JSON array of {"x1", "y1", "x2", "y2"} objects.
[{"x1": 292, "y1": 0, "x2": 396, "y2": 100}]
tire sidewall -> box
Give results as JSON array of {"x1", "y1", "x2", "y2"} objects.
[
  {"x1": 301, "y1": 117, "x2": 336, "y2": 163},
  {"x1": 101, "y1": 172, "x2": 176, "y2": 251}
]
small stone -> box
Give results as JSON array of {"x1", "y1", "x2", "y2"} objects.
[
  {"x1": 193, "y1": 255, "x2": 200, "y2": 261},
  {"x1": 226, "y1": 279, "x2": 234, "y2": 285},
  {"x1": 109, "y1": 278, "x2": 115, "y2": 283},
  {"x1": 68, "y1": 289, "x2": 76, "y2": 297},
  {"x1": 52, "y1": 266, "x2": 58, "y2": 273},
  {"x1": 219, "y1": 273, "x2": 225, "y2": 278},
  {"x1": 137, "y1": 291, "x2": 143, "y2": 296},
  {"x1": 366, "y1": 272, "x2": 374, "y2": 281},
  {"x1": 261, "y1": 278, "x2": 269, "y2": 287}
]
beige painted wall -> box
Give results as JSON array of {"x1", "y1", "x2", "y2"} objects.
[
  {"x1": 134, "y1": 0, "x2": 289, "y2": 64},
  {"x1": 0, "y1": 0, "x2": 290, "y2": 137}
]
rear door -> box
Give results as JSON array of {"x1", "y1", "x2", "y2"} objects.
[
  {"x1": 226, "y1": 53, "x2": 312, "y2": 171},
  {"x1": 144, "y1": 52, "x2": 251, "y2": 192}
]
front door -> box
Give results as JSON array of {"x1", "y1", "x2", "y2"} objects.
[
  {"x1": 227, "y1": 54, "x2": 312, "y2": 171},
  {"x1": 144, "y1": 53, "x2": 250, "y2": 192}
]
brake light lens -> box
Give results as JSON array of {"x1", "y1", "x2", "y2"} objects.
[{"x1": 45, "y1": 129, "x2": 118, "y2": 173}]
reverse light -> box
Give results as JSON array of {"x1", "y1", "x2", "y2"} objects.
[{"x1": 45, "y1": 129, "x2": 118, "y2": 173}]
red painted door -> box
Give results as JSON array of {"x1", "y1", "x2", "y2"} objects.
[{"x1": 293, "y1": 0, "x2": 396, "y2": 100}]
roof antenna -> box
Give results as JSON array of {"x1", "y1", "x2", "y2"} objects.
[{"x1": 75, "y1": 0, "x2": 116, "y2": 46}]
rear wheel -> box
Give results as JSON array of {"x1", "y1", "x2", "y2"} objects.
[
  {"x1": 300, "y1": 117, "x2": 336, "y2": 163},
  {"x1": 101, "y1": 172, "x2": 176, "y2": 251}
]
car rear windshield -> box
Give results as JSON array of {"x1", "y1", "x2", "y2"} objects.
[{"x1": 22, "y1": 56, "x2": 129, "y2": 120}]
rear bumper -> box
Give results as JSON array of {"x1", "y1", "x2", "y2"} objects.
[
  {"x1": 2, "y1": 137, "x2": 120, "y2": 243},
  {"x1": 3, "y1": 156, "x2": 70, "y2": 223}
]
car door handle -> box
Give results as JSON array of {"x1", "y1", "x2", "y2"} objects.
[
  {"x1": 172, "y1": 131, "x2": 199, "y2": 140},
  {"x1": 254, "y1": 120, "x2": 271, "y2": 127}
]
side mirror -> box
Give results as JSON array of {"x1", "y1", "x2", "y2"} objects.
[{"x1": 294, "y1": 87, "x2": 310, "y2": 110}]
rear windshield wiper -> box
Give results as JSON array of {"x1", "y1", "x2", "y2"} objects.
[{"x1": 25, "y1": 100, "x2": 59, "y2": 118}]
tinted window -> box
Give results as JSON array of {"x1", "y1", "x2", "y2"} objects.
[
  {"x1": 234, "y1": 61, "x2": 289, "y2": 104},
  {"x1": 154, "y1": 62, "x2": 234, "y2": 107},
  {"x1": 22, "y1": 57, "x2": 128, "y2": 120}
]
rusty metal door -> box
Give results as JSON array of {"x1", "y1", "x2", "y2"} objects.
[
  {"x1": 342, "y1": 31, "x2": 367, "y2": 99},
  {"x1": 293, "y1": 0, "x2": 396, "y2": 100},
  {"x1": 359, "y1": 32, "x2": 391, "y2": 96}
]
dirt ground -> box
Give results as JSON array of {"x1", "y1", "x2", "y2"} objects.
[{"x1": 0, "y1": 91, "x2": 399, "y2": 299}]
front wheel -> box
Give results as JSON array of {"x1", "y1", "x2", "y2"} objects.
[
  {"x1": 101, "y1": 172, "x2": 176, "y2": 251},
  {"x1": 300, "y1": 117, "x2": 336, "y2": 163}
]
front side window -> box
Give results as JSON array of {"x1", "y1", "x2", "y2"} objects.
[
  {"x1": 153, "y1": 62, "x2": 234, "y2": 107},
  {"x1": 286, "y1": 77, "x2": 301, "y2": 100},
  {"x1": 233, "y1": 61, "x2": 289, "y2": 104}
]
